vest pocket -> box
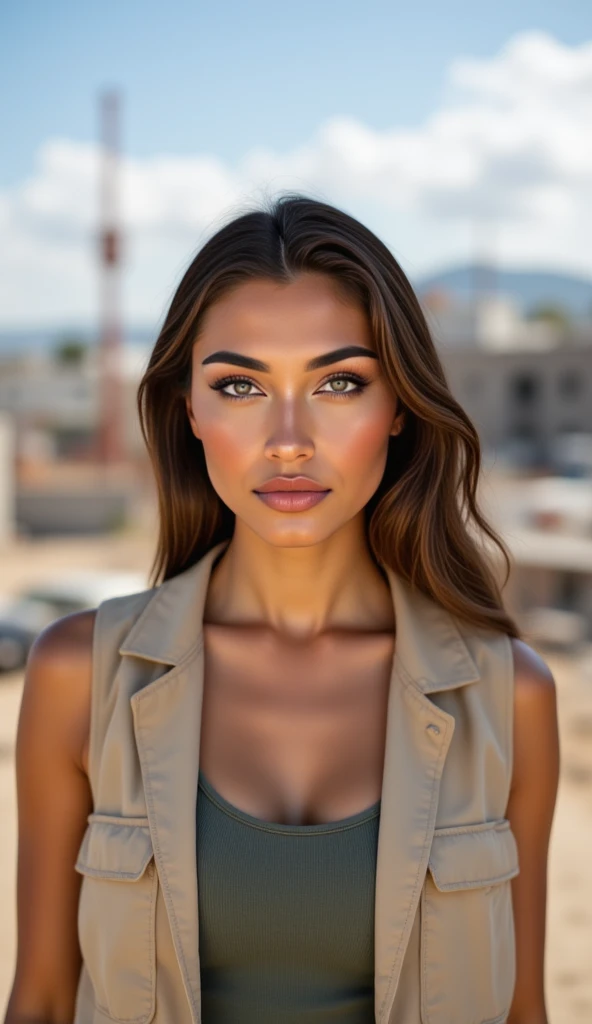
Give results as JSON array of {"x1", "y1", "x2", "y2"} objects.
[
  {"x1": 75, "y1": 814, "x2": 157, "y2": 1024},
  {"x1": 420, "y1": 818, "x2": 520, "y2": 1024}
]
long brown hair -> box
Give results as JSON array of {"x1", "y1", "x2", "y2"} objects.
[{"x1": 137, "y1": 192, "x2": 520, "y2": 638}]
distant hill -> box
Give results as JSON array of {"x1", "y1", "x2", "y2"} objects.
[
  {"x1": 415, "y1": 264, "x2": 592, "y2": 319},
  {"x1": 1, "y1": 264, "x2": 591, "y2": 356},
  {"x1": 0, "y1": 325, "x2": 156, "y2": 357}
]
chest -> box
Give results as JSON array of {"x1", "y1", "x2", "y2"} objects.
[
  {"x1": 198, "y1": 625, "x2": 395, "y2": 826},
  {"x1": 74, "y1": 556, "x2": 520, "y2": 1024}
]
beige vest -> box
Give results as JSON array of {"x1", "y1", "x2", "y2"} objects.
[{"x1": 74, "y1": 539, "x2": 519, "y2": 1024}]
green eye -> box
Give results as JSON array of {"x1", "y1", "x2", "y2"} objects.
[
  {"x1": 209, "y1": 371, "x2": 371, "y2": 401},
  {"x1": 317, "y1": 372, "x2": 371, "y2": 398}
]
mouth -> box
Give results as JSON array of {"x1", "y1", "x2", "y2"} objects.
[
  {"x1": 253, "y1": 487, "x2": 331, "y2": 494},
  {"x1": 253, "y1": 475, "x2": 330, "y2": 494},
  {"x1": 253, "y1": 489, "x2": 331, "y2": 512}
]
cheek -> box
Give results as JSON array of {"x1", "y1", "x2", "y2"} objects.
[
  {"x1": 193, "y1": 389, "x2": 395, "y2": 485},
  {"x1": 197, "y1": 414, "x2": 257, "y2": 497},
  {"x1": 327, "y1": 408, "x2": 392, "y2": 471},
  {"x1": 201, "y1": 421, "x2": 243, "y2": 461}
]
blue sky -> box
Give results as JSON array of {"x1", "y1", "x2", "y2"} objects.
[
  {"x1": 2, "y1": 0, "x2": 589, "y2": 184},
  {"x1": 1, "y1": 1, "x2": 591, "y2": 326}
]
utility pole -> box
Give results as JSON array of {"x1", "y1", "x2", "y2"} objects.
[{"x1": 97, "y1": 89, "x2": 125, "y2": 465}]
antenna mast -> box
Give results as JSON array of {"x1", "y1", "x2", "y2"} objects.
[{"x1": 97, "y1": 89, "x2": 124, "y2": 464}]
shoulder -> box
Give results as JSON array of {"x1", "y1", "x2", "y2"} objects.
[
  {"x1": 30, "y1": 607, "x2": 97, "y2": 665},
  {"x1": 508, "y1": 637, "x2": 560, "y2": 796},
  {"x1": 19, "y1": 610, "x2": 98, "y2": 773},
  {"x1": 24, "y1": 582, "x2": 157, "y2": 705},
  {"x1": 26, "y1": 607, "x2": 97, "y2": 684},
  {"x1": 510, "y1": 636, "x2": 557, "y2": 710}
]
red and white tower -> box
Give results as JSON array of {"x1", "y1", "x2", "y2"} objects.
[{"x1": 97, "y1": 89, "x2": 125, "y2": 464}]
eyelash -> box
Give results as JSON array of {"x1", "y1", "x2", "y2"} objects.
[{"x1": 209, "y1": 371, "x2": 372, "y2": 402}]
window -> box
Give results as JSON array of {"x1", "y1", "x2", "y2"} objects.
[
  {"x1": 556, "y1": 572, "x2": 580, "y2": 612},
  {"x1": 511, "y1": 373, "x2": 540, "y2": 405}
]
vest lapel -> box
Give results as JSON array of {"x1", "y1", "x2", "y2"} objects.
[
  {"x1": 122, "y1": 541, "x2": 230, "y2": 1024},
  {"x1": 373, "y1": 565, "x2": 481, "y2": 1024},
  {"x1": 118, "y1": 539, "x2": 481, "y2": 1024}
]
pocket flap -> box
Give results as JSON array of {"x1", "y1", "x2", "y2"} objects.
[
  {"x1": 428, "y1": 818, "x2": 520, "y2": 892},
  {"x1": 75, "y1": 814, "x2": 154, "y2": 881}
]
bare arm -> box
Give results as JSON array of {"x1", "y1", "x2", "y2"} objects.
[
  {"x1": 3, "y1": 610, "x2": 96, "y2": 1024},
  {"x1": 507, "y1": 638, "x2": 560, "y2": 1024}
]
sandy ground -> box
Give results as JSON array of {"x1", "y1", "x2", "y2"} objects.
[{"x1": 0, "y1": 529, "x2": 591, "y2": 1021}]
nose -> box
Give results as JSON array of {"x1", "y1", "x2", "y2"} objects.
[{"x1": 263, "y1": 399, "x2": 315, "y2": 462}]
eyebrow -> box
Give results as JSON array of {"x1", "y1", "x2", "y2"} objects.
[{"x1": 201, "y1": 345, "x2": 378, "y2": 372}]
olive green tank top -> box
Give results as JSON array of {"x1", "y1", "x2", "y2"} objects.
[{"x1": 196, "y1": 770, "x2": 381, "y2": 1023}]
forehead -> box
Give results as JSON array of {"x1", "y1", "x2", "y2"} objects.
[{"x1": 197, "y1": 273, "x2": 371, "y2": 352}]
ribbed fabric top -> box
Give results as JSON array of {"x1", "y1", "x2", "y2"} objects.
[{"x1": 196, "y1": 770, "x2": 381, "y2": 1023}]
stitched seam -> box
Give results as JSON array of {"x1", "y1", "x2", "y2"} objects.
[
  {"x1": 396, "y1": 660, "x2": 454, "y2": 725},
  {"x1": 88, "y1": 600, "x2": 105, "y2": 799},
  {"x1": 430, "y1": 865, "x2": 520, "y2": 890},
  {"x1": 76, "y1": 865, "x2": 153, "y2": 881},
  {"x1": 396, "y1": 657, "x2": 460, "y2": 716},
  {"x1": 131, "y1": 641, "x2": 202, "y2": 704},
  {"x1": 422, "y1": 877, "x2": 434, "y2": 1024},
  {"x1": 199, "y1": 780, "x2": 380, "y2": 835},
  {"x1": 117, "y1": 584, "x2": 163, "y2": 654},
  {"x1": 90, "y1": 863, "x2": 157, "y2": 1024},
  {"x1": 394, "y1": 657, "x2": 423, "y2": 698},
  {"x1": 421, "y1": 876, "x2": 514, "y2": 1024},
  {"x1": 120, "y1": 542, "x2": 225, "y2": 661},
  {"x1": 146, "y1": 864, "x2": 157, "y2": 1022},
  {"x1": 378, "y1": 671, "x2": 452, "y2": 1022},
  {"x1": 136, "y1": 717, "x2": 198, "y2": 1021},
  {"x1": 505, "y1": 631, "x2": 514, "y2": 815},
  {"x1": 421, "y1": 883, "x2": 428, "y2": 1023},
  {"x1": 87, "y1": 813, "x2": 151, "y2": 827},
  {"x1": 385, "y1": 747, "x2": 446, "y2": 1021},
  {"x1": 76, "y1": 821, "x2": 153, "y2": 879},
  {"x1": 393, "y1": 633, "x2": 473, "y2": 693},
  {"x1": 432, "y1": 819, "x2": 509, "y2": 837}
]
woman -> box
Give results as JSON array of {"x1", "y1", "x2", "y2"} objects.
[{"x1": 6, "y1": 194, "x2": 559, "y2": 1024}]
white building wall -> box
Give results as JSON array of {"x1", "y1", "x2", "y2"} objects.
[{"x1": 0, "y1": 411, "x2": 16, "y2": 544}]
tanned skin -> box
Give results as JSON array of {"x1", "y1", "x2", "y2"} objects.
[{"x1": 4, "y1": 274, "x2": 559, "y2": 1023}]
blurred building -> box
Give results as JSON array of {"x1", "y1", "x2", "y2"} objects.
[
  {"x1": 0, "y1": 343, "x2": 153, "y2": 535},
  {"x1": 422, "y1": 288, "x2": 592, "y2": 351},
  {"x1": 423, "y1": 290, "x2": 566, "y2": 350},
  {"x1": 442, "y1": 346, "x2": 592, "y2": 468},
  {"x1": 0, "y1": 411, "x2": 16, "y2": 544},
  {"x1": 0, "y1": 344, "x2": 148, "y2": 462},
  {"x1": 486, "y1": 475, "x2": 592, "y2": 648}
]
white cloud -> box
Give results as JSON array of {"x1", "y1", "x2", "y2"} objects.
[{"x1": 1, "y1": 30, "x2": 591, "y2": 326}]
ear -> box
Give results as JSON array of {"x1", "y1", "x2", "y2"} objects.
[
  {"x1": 185, "y1": 395, "x2": 201, "y2": 440},
  {"x1": 390, "y1": 410, "x2": 406, "y2": 437}
]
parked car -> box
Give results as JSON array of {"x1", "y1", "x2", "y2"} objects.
[{"x1": 0, "y1": 570, "x2": 148, "y2": 673}]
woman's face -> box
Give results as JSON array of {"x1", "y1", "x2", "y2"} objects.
[{"x1": 185, "y1": 272, "x2": 404, "y2": 547}]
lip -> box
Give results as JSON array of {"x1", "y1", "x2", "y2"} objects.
[
  {"x1": 254, "y1": 490, "x2": 330, "y2": 512},
  {"x1": 253, "y1": 475, "x2": 329, "y2": 493}
]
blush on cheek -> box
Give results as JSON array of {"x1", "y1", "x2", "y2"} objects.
[
  {"x1": 339, "y1": 417, "x2": 392, "y2": 475},
  {"x1": 199, "y1": 423, "x2": 254, "y2": 500}
]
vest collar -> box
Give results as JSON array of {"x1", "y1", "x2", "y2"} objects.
[
  {"x1": 124, "y1": 538, "x2": 482, "y2": 1023},
  {"x1": 118, "y1": 538, "x2": 481, "y2": 695}
]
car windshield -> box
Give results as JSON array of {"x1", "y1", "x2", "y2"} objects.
[
  {"x1": 21, "y1": 591, "x2": 89, "y2": 614},
  {"x1": 1, "y1": 594, "x2": 87, "y2": 631}
]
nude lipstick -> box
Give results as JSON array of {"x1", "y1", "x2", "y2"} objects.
[{"x1": 253, "y1": 475, "x2": 331, "y2": 513}]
